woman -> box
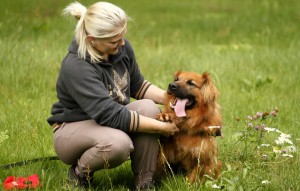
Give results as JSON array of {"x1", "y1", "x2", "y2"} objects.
[{"x1": 47, "y1": 1, "x2": 178, "y2": 190}]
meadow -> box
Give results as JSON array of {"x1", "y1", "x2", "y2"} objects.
[{"x1": 0, "y1": 0, "x2": 299, "y2": 190}]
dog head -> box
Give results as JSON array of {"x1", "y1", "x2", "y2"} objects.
[{"x1": 167, "y1": 71, "x2": 219, "y2": 118}]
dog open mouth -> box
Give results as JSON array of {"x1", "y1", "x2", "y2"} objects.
[{"x1": 169, "y1": 97, "x2": 195, "y2": 117}]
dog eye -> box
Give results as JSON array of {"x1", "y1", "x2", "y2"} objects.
[
  {"x1": 187, "y1": 80, "x2": 196, "y2": 86},
  {"x1": 174, "y1": 77, "x2": 179, "y2": 81}
]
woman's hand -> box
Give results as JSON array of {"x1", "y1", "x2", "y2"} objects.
[{"x1": 159, "y1": 122, "x2": 179, "y2": 137}]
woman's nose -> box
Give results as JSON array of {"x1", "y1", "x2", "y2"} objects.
[{"x1": 119, "y1": 39, "x2": 125, "y2": 46}]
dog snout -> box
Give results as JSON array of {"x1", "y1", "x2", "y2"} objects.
[{"x1": 168, "y1": 82, "x2": 179, "y2": 91}]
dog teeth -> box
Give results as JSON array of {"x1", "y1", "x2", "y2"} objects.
[
  {"x1": 173, "y1": 99, "x2": 177, "y2": 105},
  {"x1": 169, "y1": 99, "x2": 177, "y2": 109},
  {"x1": 169, "y1": 102, "x2": 175, "y2": 109}
]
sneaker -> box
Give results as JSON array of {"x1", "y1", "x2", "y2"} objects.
[{"x1": 68, "y1": 165, "x2": 93, "y2": 188}]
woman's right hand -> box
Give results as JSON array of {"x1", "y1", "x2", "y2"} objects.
[{"x1": 160, "y1": 122, "x2": 179, "y2": 137}]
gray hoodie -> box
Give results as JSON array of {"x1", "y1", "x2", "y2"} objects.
[{"x1": 47, "y1": 39, "x2": 151, "y2": 132}]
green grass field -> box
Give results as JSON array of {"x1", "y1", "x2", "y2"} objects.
[{"x1": 1, "y1": 0, "x2": 299, "y2": 190}]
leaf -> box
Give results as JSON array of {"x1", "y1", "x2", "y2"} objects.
[{"x1": 242, "y1": 168, "x2": 248, "y2": 179}]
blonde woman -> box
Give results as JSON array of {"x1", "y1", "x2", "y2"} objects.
[{"x1": 47, "y1": 1, "x2": 178, "y2": 190}]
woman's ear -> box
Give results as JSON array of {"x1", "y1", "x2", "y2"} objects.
[{"x1": 86, "y1": 35, "x2": 95, "y2": 43}]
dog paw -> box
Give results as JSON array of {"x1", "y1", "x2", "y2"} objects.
[{"x1": 157, "y1": 113, "x2": 174, "y2": 122}]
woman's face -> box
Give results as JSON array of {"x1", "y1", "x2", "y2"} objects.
[{"x1": 93, "y1": 29, "x2": 127, "y2": 60}]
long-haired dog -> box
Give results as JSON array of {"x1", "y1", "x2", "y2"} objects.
[{"x1": 156, "y1": 71, "x2": 222, "y2": 184}]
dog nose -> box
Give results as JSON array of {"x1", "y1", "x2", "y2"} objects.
[{"x1": 168, "y1": 83, "x2": 179, "y2": 91}]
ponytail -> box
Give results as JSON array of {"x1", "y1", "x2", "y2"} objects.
[{"x1": 62, "y1": 1, "x2": 87, "y2": 20}]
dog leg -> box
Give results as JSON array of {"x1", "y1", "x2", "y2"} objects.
[
  {"x1": 186, "y1": 166, "x2": 199, "y2": 184},
  {"x1": 199, "y1": 160, "x2": 222, "y2": 182},
  {"x1": 213, "y1": 160, "x2": 222, "y2": 179}
]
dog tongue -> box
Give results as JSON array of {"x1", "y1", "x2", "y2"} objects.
[{"x1": 174, "y1": 98, "x2": 189, "y2": 117}]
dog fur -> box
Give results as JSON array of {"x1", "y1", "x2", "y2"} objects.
[{"x1": 156, "y1": 71, "x2": 222, "y2": 184}]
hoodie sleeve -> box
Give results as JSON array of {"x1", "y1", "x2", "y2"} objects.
[{"x1": 58, "y1": 54, "x2": 139, "y2": 132}]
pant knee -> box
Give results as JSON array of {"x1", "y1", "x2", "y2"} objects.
[
  {"x1": 138, "y1": 99, "x2": 161, "y2": 118},
  {"x1": 99, "y1": 133, "x2": 133, "y2": 168},
  {"x1": 110, "y1": 135, "x2": 133, "y2": 159}
]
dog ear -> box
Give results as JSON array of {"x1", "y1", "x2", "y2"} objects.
[
  {"x1": 174, "y1": 71, "x2": 182, "y2": 79},
  {"x1": 201, "y1": 72, "x2": 219, "y2": 104}
]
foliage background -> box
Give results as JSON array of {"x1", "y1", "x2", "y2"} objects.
[{"x1": 0, "y1": 0, "x2": 299, "y2": 190}]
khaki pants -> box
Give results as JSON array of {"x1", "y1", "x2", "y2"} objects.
[{"x1": 53, "y1": 99, "x2": 160, "y2": 187}]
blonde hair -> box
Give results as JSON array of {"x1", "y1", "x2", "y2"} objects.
[{"x1": 63, "y1": 2, "x2": 129, "y2": 63}]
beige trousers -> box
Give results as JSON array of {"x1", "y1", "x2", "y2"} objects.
[{"x1": 53, "y1": 99, "x2": 160, "y2": 187}]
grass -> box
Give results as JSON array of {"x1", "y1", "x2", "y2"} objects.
[{"x1": 1, "y1": 0, "x2": 300, "y2": 190}]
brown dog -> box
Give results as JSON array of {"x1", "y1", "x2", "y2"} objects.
[{"x1": 156, "y1": 71, "x2": 222, "y2": 184}]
